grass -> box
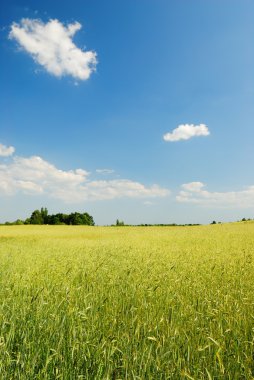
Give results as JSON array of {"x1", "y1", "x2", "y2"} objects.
[{"x1": 0, "y1": 223, "x2": 253, "y2": 379}]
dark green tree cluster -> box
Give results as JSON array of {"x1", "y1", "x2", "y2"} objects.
[
  {"x1": 5, "y1": 208, "x2": 94, "y2": 226},
  {"x1": 115, "y1": 219, "x2": 125, "y2": 226}
]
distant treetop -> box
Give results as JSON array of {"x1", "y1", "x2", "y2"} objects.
[{"x1": 5, "y1": 208, "x2": 95, "y2": 226}]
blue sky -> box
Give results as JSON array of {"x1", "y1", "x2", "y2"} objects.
[{"x1": 1, "y1": 0, "x2": 254, "y2": 224}]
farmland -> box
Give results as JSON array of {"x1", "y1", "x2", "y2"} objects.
[{"x1": 0, "y1": 223, "x2": 253, "y2": 379}]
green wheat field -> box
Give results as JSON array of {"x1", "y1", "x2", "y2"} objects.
[{"x1": 0, "y1": 223, "x2": 253, "y2": 379}]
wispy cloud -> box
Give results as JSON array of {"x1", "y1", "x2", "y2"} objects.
[
  {"x1": 96, "y1": 169, "x2": 115, "y2": 175},
  {"x1": 0, "y1": 143, "x2": 15, "y2": 157},
  {"x1": 9, "y1": 18, "x2": 97, "y2": 80},
  {"x1": 163, "y1": 124, "x2": 210, "y2": 142},
  {"x1": 0, "y1": 145, "x2": 169, "y2": 202},
  {"x1": 177, "y1": 182, "x2": 254, "y2": 208},
  {"x1": 143, "y1": 201, "x2": 154, "y2": 206}
]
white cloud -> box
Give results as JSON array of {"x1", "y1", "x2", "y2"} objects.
[
  {"x1": 177, "y1": 182, "x2": 254, "y2": 208},
  {"x1": 143, "y1": 201, "x2": 154, "y2": 206},
  {"x1": 9, "y1": 18, "x2": 97, "y2": 80},
  {"x1": 0, "y1": 150, "x2": 169, "y2": 203},
  {"x1": 163, "y1": 124, "x2": 210, "y2": 142},
  {"x1": 17, "y1": 180, "x2": 43, "y2": 193},
  {"x1": 0, "y1": 155, "x2": 89, "y2": 197},
  {"x1": 0, "y1": 143, "x2": 15, "y2": 157},
  {"x1": 181, "y1": 182, "x2": 205, "y2": 192},
  {"x1": 96, "y1": 169, "x2": 115, "y2": 175},
  {"x1": 81, "y1": 180, "x2": 169, "y2": 202}
]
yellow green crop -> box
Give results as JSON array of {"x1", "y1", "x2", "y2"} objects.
[{"x1": 0, "y1": 223, "x2": 253, "y2": 379}]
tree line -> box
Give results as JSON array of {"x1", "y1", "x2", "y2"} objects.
[{"x1": 4, "y1": 208, "x2": 95, "y2": 226}]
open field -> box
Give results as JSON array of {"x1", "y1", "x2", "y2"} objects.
[{"x1": 0, "y1": 223, "x2": 253, "y2": 379}]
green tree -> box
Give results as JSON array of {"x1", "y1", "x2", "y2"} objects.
[
  {"x1": 30, "y1": 210, "x2": 44, "y2": 225},
  {"x1": 40, "y1": 207, "x2": 48, "y2": 224},
  {"x1": 11, "y1": 208, "x2": 95, "y2": 226},
  {"x1": 68, "y1": 212, "x2": 94, "y2": 225},
  {"x1": 116, "y1": 219, "x2": 124, "y2": 226}
]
